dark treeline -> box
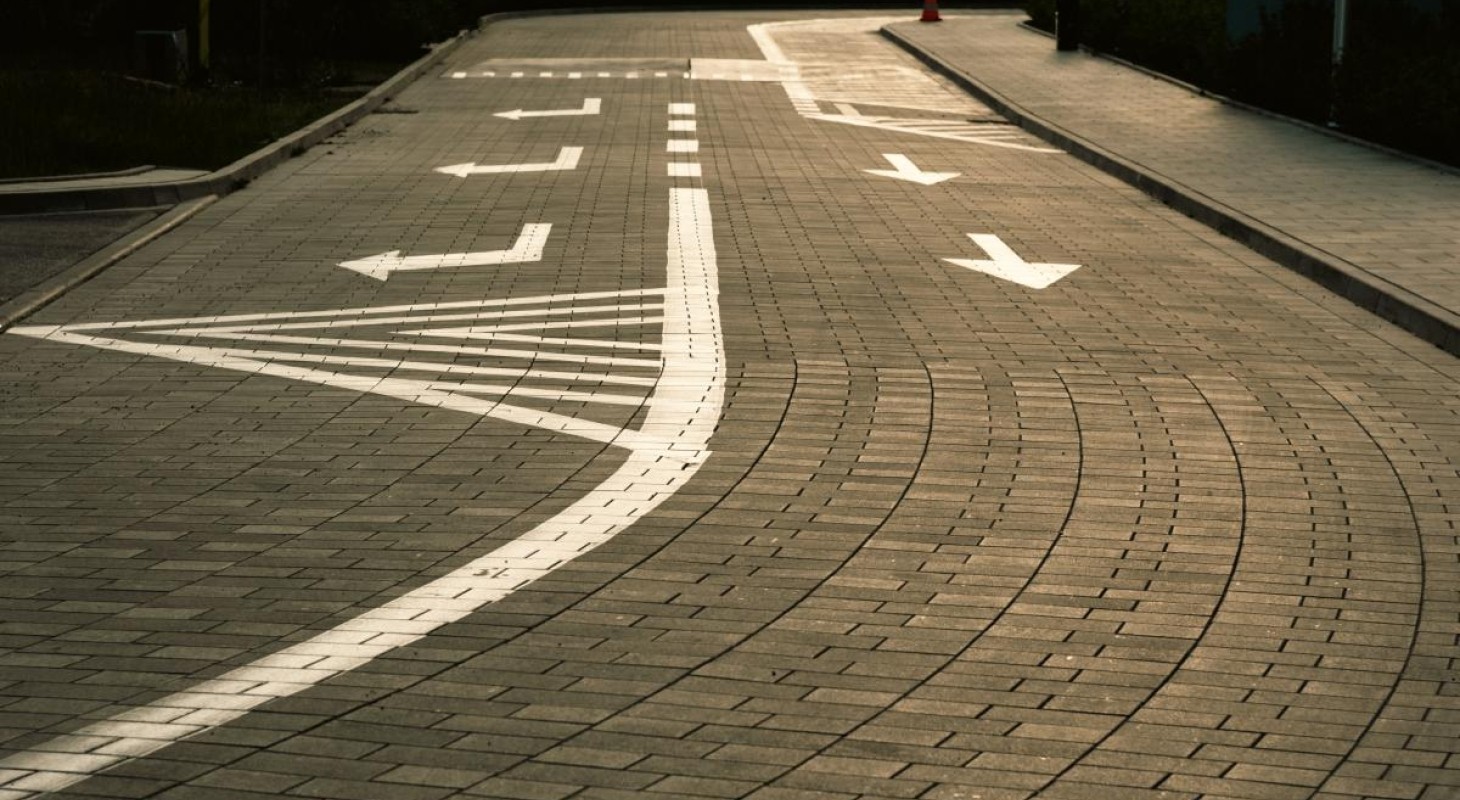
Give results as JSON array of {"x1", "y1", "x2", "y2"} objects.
[
  {"x1": 3, "y1": 1, "x2": 983, "y2": 80},
  {"x1": 1023, "y1": 0, "x2": 1459, "y2": 167}
]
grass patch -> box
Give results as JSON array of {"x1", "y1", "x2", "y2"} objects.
[{"x1": 0, "y1": 69, "x2": 357, "y2": 179}]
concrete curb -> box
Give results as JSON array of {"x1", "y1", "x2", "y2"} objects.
[
  {"x1": 0, "y1": 195, "x2": 218, "y2": 330},
  {"x1": 0, "y1": 29, "x2": 473, "y2": 215},
  {"x1": 882, "y1": 22, "x2": 1460, "y2": 356}
]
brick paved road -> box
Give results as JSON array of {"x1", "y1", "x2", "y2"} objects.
[{"x1": 1, "y1": 10, "x2": 1458, "y2": 800}]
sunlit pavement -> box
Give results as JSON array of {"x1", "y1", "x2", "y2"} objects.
[{"x1": 1, "y1": 10, "x2": 1457, "y2": 800}]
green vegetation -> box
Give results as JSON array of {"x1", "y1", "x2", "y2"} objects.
[
  {"x1": 3, "y1": 1, "x2": 1004, "y2": 179},
  {"x1": 1024, "y1": 0, "x2": 1460, "y2": 168},
  {"x1": 0, "y1": 70, "x2": 348, "y2": 178},
  {"x1": 0, "y1": 0, "x2": 473, "y2": 179}
]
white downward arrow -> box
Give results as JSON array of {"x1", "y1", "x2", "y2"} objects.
[
  {"x1": 436, "y1": 147, "x2": 583, "y2": 178},
  {"x1": 945, "y1": 234, "x2": 1081, "y2": 289},
  {"x1": 864, "y1": 153, "x2": 959, "y2": 186},
  {"x1": 339, "y1": 223, "x2": 552, "y2": 281},
  {"x1": 494, "y1": 98, "x2": 602, "y2": 120}
]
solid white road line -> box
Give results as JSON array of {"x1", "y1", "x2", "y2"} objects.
[
  {"x1": 0, "y1": 185, "x2": 725, "y2": 800},
  {"x1": 38, "y1": 289, "x2": 667, "y2": 333}
]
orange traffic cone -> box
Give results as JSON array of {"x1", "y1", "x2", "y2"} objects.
[{"x1": 920, "y1": 0, "x2": 941, "y2": 22}]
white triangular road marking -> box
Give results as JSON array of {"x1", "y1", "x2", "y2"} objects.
[{"x1": 0, "y1": 187, "x2": 727, "y2": 800}]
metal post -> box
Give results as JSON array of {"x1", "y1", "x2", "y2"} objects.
[
  {"x1": 258, "y1": 0, "x2": 268, "y2": 88},
  {"x1": 1329, "y1": 0, "x2": 1348, "y2": 126},
  {"x1": 198, "y1": 0, "x2": 211, "y2": 72},
  {"x1": 1056, "y1": 0, "x2": 1080, "y2": 52}
]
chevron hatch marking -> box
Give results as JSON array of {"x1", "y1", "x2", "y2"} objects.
[
  {"x1": 748, "y1": 17, "x2": 1058, "y2": 153},
  {"x1": 0, "y1": 183, "x2": 725, "y2": 797}
]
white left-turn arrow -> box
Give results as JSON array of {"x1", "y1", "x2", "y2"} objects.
[
  {"x1": 495, "y1": 98, "x2": 602, "y2": 120},
  {"x1": 436, "y1": 147, "x2": 583, "y2": 178},
  {"x1": 945, "y1": 234, "x2": 1080, "y2": 289},
  {"x1": 864, "y1": 153, "x2": 959, "y2": 186},
  {"x1": 339, "y1": 223, "x2": 552, "y2": 281}
]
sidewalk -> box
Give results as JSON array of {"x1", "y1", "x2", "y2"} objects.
[{"x1": 886, "y1": 12, "x2": 1460, "y2": 355}]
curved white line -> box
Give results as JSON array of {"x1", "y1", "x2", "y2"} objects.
[{"x1": 0, "y1": 187, "x2": 724, "y2": 797}]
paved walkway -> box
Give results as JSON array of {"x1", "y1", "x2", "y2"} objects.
[
  {"x1": 0, "y1": 10, "x2": 1458, "y2": 800},
  {"x1": 887, "y1": 13, "x2": 1460, "y2": 354}
]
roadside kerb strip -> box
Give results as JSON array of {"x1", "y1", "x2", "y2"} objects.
[
  {"x1": 0, "y1": 195, "x2": 217, "y2": 331},
  {"x1": 881, "y1": 22, "x2": 1460, "y2": 356}
]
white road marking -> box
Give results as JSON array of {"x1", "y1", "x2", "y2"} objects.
[
  {"x1": 398, "y1": 315, "x2": 665, "y2": 337},
  {"x1": 164, "y1": 302, "x2": 663, "y2": 335},
  {"x1": 748, "y1": 18, "x2": 1059, "y2": 154},
  {"x1": 667, "y1": 140, "x2": 699, "y2": 153},
  {"x1": 945, "y1": 233, "x2": 1081, "y2": 289},
  {"x1": 172, "y1": 331, "x2": 660, "y2": 369},
  {"x1": 49, "y1": 287, "x2": 665, "y2": 333},
  {"x1": 668, "y1": 163, "x2": 702, "y2": 178},
  {"x1": 0, "y1": 183, "x2": 725, "y2": 800},
  {"x1": 668, "y1": 120, "x2": 696, "y2": 132},
  {"x1": 435, "y1": 146, "x2": 584, "y2": 177},
  {"x1": 668, "y1": 102, "x2": 696, "y2": 115},
  {"x1": 463, "y1": 333, "x2": 662, "y2": 351},
  {"x1": 747, "y1": 23, "x2": 790, "y2": 63},
  {"x1": 864, "y1": 152, "x2": 960, "y2": 185},
  {"x1": 812, "y1": 113, "x2": 1059, "y2": 153},
  {"x1": 494, "y1": 98, "x2": 601, "y2": 120},
  {"x1": 337, "y1": 223, "x2": 552, "y2": 281},
  {"x1": 158, "y1": 347, "x2": 657, "y2": 385}
]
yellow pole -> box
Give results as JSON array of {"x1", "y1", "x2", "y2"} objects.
[{"x1": 199, "y1": 0, "x2": 211, "y2": 70}]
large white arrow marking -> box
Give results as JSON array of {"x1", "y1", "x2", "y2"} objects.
[
  {"x1": 945, "y1": 234, "x2": 1081, "y2": 289},
  {"x1": 864, "y1": 153, "x2": 959, "y2": 185},
  {"x1": 339, "y1": 223, "x2": 551, "y2": 281},
  {"x1": 494, "y1": 97, "x2": 602, "y2": 120},
  {"x1": 436, "y1": 147, "x2": 583, "y2": 178}
]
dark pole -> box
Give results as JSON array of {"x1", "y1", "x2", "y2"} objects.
[
  {"x1": 259, "y1": 0, "x2": 268, "y2": 87},
  {"x1": 1056, "y1": 0, "x2": 1080, "y2": 52}
]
